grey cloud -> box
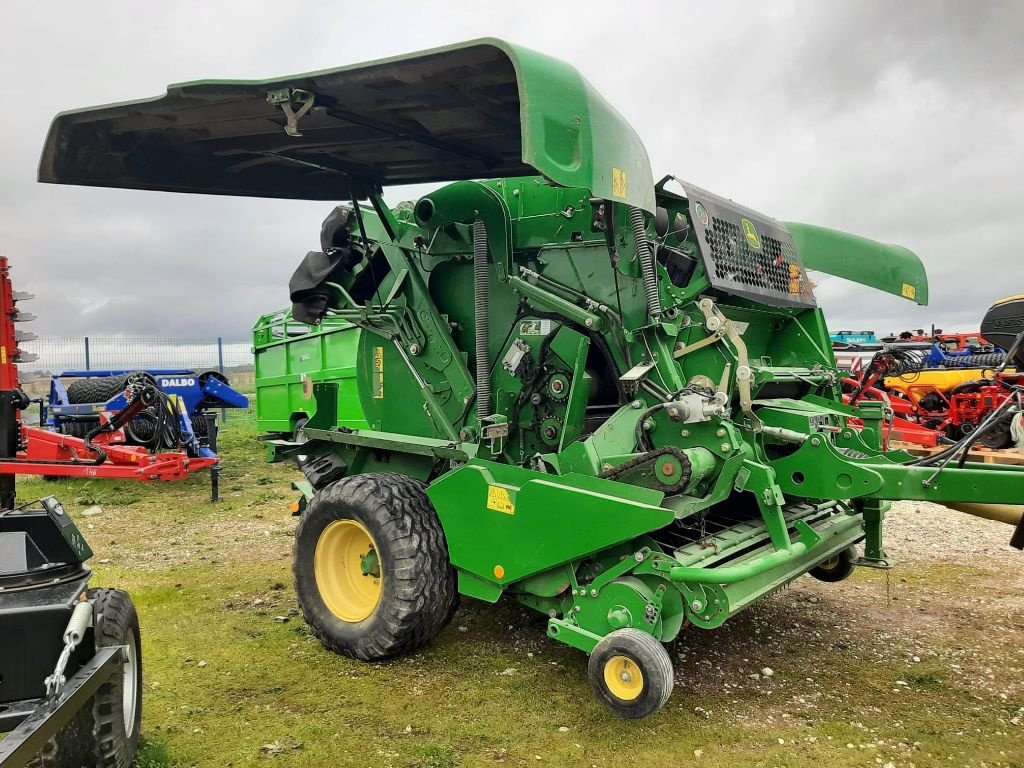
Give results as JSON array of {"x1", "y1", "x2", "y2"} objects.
[{"x1": 0, "y1": 0, "x2": 1020, "y2": 341}]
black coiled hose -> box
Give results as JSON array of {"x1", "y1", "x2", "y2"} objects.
[
  {"x1": 629, "y1": 206, "x2": 663, "y2": 320},
  {"x1": 473, "y1": 220, "x2": 491, "y2": 420}
]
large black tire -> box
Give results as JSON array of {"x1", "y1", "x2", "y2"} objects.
[
  {"x1": 809, "y1": 545, "x2": 858, "y2": 582},
  {"x1": 89, "y1": 588, "x2": 143, "y2": 767},
  {"x1": 293, "y1": 473, "x2": 457, "y2": 661},
  {"x1": 66, "y1": 376, "x2": 129, "y2": 405},
  {"x1": 588, "y1": 629, "x2": 674, "y2": 719},
  {"x1": 24, "y1": 589, "x2": 142, "y2": 768}
]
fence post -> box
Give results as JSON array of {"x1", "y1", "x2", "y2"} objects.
[
  {"x1": 84, "y1": 336, "x2": 90, "y2": 371},
  {"x1": 217, "y1": 337, "x2": 227, "y2": 424}
]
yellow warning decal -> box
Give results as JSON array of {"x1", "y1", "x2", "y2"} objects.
[
  {"x1": 486, "y1": 485, "x2": 515, "y2": 515},
  {"x1": 611, "y1": 168, "x2": 628, "y2": 199},
  {"x1": 372, "y1": 346, "x2": 384, "y2": 399},
  {"x1": 901, "y1": 283, "x2": 917, "y2": 300},
  {"x1": 0, "y1": 346, "x2": 5, "y2": 365}
]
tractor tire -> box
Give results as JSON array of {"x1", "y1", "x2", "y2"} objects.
[
  {"x1": 588, "y1": 629, "x2": 674, "y2": 719},
  {"x1": 88, "y1": 588, "x2": 143, "y2": 767},
  {"x1": 293, "y1": 473, "x2": 457, "y2": 661},
  {"x1": 66, "y1": 376, "x2": 128, "y2": 405},
  {"x1": 23, "y1": 589, "x2": 142, "y2": 768},
  {"x1": 809, "y1": 546, "x2": 858, "y2": 582}
]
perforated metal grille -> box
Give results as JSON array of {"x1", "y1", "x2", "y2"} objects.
[{"x1": 705, "y1": 218, "x2": 806, "y2": 299}]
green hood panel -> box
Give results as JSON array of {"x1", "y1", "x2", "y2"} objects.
[
  {"x1": 784, "y1": 222, "x2": 929, "y2": 306},
  {"x1": 38, "y1": 39, "x2": 655, "y2": 211}
]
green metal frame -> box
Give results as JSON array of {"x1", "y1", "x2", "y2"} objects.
[{"x1": 40, "y1": 41, "x2": 1023, "y2": 669}]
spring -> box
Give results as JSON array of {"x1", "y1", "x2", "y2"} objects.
[
  {"x1": 629, "y1": 206, "x2": 663, "y2": 319},
  {"x1": 473, "y1": 220, "x2": 492, "y2": 420}
]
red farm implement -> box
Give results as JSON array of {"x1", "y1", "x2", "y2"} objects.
[{"x1": 0, "y1": 257, "x2": 218, "y2": 485}]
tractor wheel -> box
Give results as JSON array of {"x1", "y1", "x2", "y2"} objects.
[
  {"x1": 25, "y1": 589, "x2": 142, "y2": 768},
  {"x1": 293, "y1": 473, "x2": 457, "y2": 661},
  {"x1": 588, "y1": 629, "x2": 674, "y2": 719},
  {"x1": 809, "y1": 546, "x2": 858, "y2": 582}
]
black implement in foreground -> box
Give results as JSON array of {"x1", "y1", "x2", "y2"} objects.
[{"x1": 0, "y1": 387, "x2": 142, "y2": 768}]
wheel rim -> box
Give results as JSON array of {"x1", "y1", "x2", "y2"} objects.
[
  {"x1": 122, "y1": 630, "x2": 138, "y2": 738},
  {"x1": 820, "y1": 555, "x2": 840, "y2": 571},
  {"x1": 314, "y1": 520, "x2": 382, "y2": 622},
  {"x1": 604, "y1": 655, "x2": 644, "y2": 701}
]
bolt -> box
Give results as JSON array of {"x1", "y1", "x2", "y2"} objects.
[
  {"x1": 691, "y1": 600, "x2": 703, "y2": 611},
  {"x1": 584, "y1": 318, "x2": 594, "y2": 328},
  {"x1": 631, "y1": 400, "x2": 643, "y2": 409},
  {"x1": 620, "y1": 671, "x2": 633, "y2": 683},
  {"x1": 681, "y1": 429, "x2": 691, "y2": 438},
  {"x1": 716, "y1": 428, "x2": 726, "y2": 437},
  {"x1": 408, "y1": 343, "x2": 421, "y2": 356},
  {"x1": 550, "y1": 379, "x2": 564, "y2": 393},
  {"x1": 661, "y1": 462, "x2": 676, "y2": 477},
  {"x1": 634, "y1": 551, "x2": 645, "y2": 562},
  {"x1": 721, "y1": 443, "x2": 731, "y2": 452},
  {"x1": 530, "y1": 393, "x2": 542, "y2": 405},
  {"x1": 590, "y1": 589, "x2": 598, "y2": 598}
]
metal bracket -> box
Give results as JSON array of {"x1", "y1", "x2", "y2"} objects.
[
  {"x1": 696, "y1": 298, "x2": 763, "y2": 432},
  {"x1": 266, "y1": 88, "x2": 315, "y2": 137}
]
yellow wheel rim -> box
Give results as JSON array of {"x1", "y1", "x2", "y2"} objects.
[
  {"x1": 314, "y1": 519, "x2": 382, "y2": 622},
  {"x1": 603, "y1": 655, "x2": 644, "y2": 701},
  {"x1": 820, "y1": 556, "x2": 840, "y2": 571}
]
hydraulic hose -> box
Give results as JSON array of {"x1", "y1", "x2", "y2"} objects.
[
  {"x1": 473, "y1": 220, "x2": 492, "y2": 420},
  {"x1": 629, "y1": 206, "x2": 663, "y2": 320}
]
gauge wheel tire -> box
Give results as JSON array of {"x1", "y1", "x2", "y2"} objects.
[
  {"x1": 588, "y1": 629, "x2": 674, "y2": 719},
  {"x1": 25, "y1": 589, "x2": 143, "y2": 768},
  {"x1": 809, "y1": 546, "x2": 858, "y2": 583},
  {"x1": 293, "y1": 473, "x2": 457, "y2": 661}
]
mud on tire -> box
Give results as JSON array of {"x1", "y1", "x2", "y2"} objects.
[{"x1": 293, "y1": 473, "x2": 457, "y2": 661}]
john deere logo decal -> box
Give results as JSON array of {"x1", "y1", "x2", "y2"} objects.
[
  {"x1": 694, "y1": 202, "x2": 710, "y2": 227},
  {"x1": 741, "y1": 218, "x2": 761, "y2": 251}
]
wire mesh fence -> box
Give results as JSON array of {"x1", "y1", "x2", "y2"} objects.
[{"x1": 19, "y1": 336, "x2": 257, "y2": 422}]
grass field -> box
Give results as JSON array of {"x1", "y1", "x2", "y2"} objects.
[{"x1": 17, "y1": 423, "x2": 1024, "y2": 768}]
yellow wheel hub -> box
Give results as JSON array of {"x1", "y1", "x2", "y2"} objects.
[
  {"x1": 604, "y1": 655, "x2": 644, "y2": 701},
  {"x1": 820, "y1": 555, "x2": 840, "y2": 571},
  {"x1": 314, "y1": 519, "x2": 382, "y2": 622}
]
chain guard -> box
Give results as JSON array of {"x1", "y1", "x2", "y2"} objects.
[{"x1": 599, "y1": 446, "x2": 693, "y2": 493}]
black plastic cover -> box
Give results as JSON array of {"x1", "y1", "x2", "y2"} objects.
[
  {"x1": 681, "y1": 181, "x2": 816, "y2": 309},
  {"x1": 981, "y1": 297, "x2": 1024, "y2": 367}
]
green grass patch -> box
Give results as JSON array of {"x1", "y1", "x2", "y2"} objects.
[{"x1": 13, "y1": 424, "x2": 1023, "y2": 767}]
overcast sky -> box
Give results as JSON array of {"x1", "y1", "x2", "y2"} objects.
[{"x1": 1, "y1": 1, "x2": 1021, "y2": 340}]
